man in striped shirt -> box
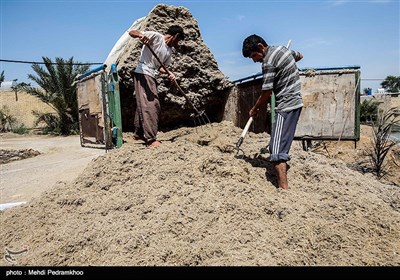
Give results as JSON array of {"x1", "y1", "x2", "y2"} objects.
[{"x1": 242, "y1": 34, "x2": 303, "y2": 190}]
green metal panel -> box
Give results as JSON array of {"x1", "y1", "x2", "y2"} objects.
[
  {"x1": 270, "y1": 93, "x2": 275, "y2": 125},
  {"x1": 101, "y1": 72, "x2": 112, "y2": 149},
  {"x1": 107, "y1": 64, "x2": 123, "y2": 148},
  {"x1": 354, "y1": 70, "x2": 361, "y2": 142}
]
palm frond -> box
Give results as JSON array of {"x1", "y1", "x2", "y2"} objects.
[
  {"x1": 27, "y1": 56, "x2": 90, "y2": 134},
  {"x1": 368, "y1": 107, "x2": 400, "y2": 178}
]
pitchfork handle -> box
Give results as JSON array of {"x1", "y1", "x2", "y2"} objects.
[
  {"x1": 240, "y1": 117, "x2": 254, "y2": 139},
  {"x1": 144, "y1": 43, "x2": 201, "y2": 115}
]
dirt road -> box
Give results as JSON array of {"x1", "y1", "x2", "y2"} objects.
[{"x1": 0, "y1": 133, "x2": 105, "y2": 204}]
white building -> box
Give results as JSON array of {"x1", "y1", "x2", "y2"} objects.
[{"x1": 0, "y1": 80, "x2": 17, "y2": 91}]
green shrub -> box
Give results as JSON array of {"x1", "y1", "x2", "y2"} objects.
[
  {"x1": 12, "y1": 124, "x2": 29, "y2": 135},
  {"x1": 0, "y1": 106, "x2": 17, "y2": 132},
  {"x1": 360, "y1": 99, "x2": 379, "y2": 123},
  {"x1": 367, "y1": 107, "x2": 400, "y2": 179}
]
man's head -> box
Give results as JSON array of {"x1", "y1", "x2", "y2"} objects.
[
  {"x1": 242, "y1": 34, "x2": 268, "y2": 63},
  {"x1": 166, "y1": 25, "x2": 185, "y2": 48}
]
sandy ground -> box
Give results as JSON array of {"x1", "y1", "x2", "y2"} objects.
[
  {"x1": 0, "y1": 133, "x2": 105, "y2": 204},
  {"x1": 0, "y1": 121, "x2": 399, "y2": 266}
]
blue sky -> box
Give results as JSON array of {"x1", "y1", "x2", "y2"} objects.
[{"x1": 1, "y1": 0, "x2": 399, "y2": 92}]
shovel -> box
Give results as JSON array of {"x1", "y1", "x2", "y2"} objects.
[{"x1": 144, "y1": 43, "x2": 211, "y2": 126}]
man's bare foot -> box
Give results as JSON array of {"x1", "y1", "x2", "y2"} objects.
[
  {"x1": 133, "y1": 134, "x2": 145, "y2": 141},
  {"x1": 147, "y1": 140, "x2": 161, "y2": 148},
  {"x1": 277, "y1": 187, "x2": 289, "y2": 193}
]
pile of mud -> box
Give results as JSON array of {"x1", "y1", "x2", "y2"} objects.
[
  {"x1": 0, "y1": 149, "x2": 40, "y2": 164},
  {"x1": 1, "y1": 121, "x2": 399, "y2": 266},
  {"x1": 115, "y1": 4, "x2": 233, "y2": 130}
]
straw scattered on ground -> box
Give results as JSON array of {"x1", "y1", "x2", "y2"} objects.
[{"x1": 1, "y1": 121, "x2": 399, "y2": 266}]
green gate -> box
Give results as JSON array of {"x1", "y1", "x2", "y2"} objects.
[{"x1": 75, "y1": 64, "x2": 123, "y2": 149}]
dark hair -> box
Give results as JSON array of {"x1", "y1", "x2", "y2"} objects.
[
  {"x1": 166, "y1": 25, "x2": 185, "y2": 40},
  {"x1": 242, "y1": 34, "x2": 268, "y2": 57}
]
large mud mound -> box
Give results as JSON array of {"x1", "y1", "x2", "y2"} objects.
[
  {"x1": 116, "y1": 4, "x2": 233, "y2": 131},
  {"x1": 1, "y1": 122, "x2": 399, "y2": 266}
]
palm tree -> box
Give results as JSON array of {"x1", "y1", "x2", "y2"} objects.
[
  {"x1": 367, "y1": 107, "x2": 400, "y2": 179},
  {"x1": 381, "y1": 75, "x2": 400, "y2": 93},
  {"x1": 26, "y1": 57, "x2": 89, "y2": 134},
  {"x1": 0, "y1": 71, "x2": 4, "y2": 85}
]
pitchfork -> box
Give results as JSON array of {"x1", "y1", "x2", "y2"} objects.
[
  {"x1": 144, "y1": 42, "x2": 211, "y2": 127},
  {"x1": 234, "y1": 39, "x2": 292, "y2": 158}
]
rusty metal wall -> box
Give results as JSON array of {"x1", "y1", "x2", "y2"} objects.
[{"x1": 76, "y1": 73, "x2": 106, "y2": 146}]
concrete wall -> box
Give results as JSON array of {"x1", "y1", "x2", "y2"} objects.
[
  {"x1": 223, "y1": 68, "x2": 361, "y2": 141},
  {"x1": 0, "y1": 90, "x2": 56, "y2": 128},
  {"x1": 298, "y1": 70, "x2": 359, "y2": 140}
]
